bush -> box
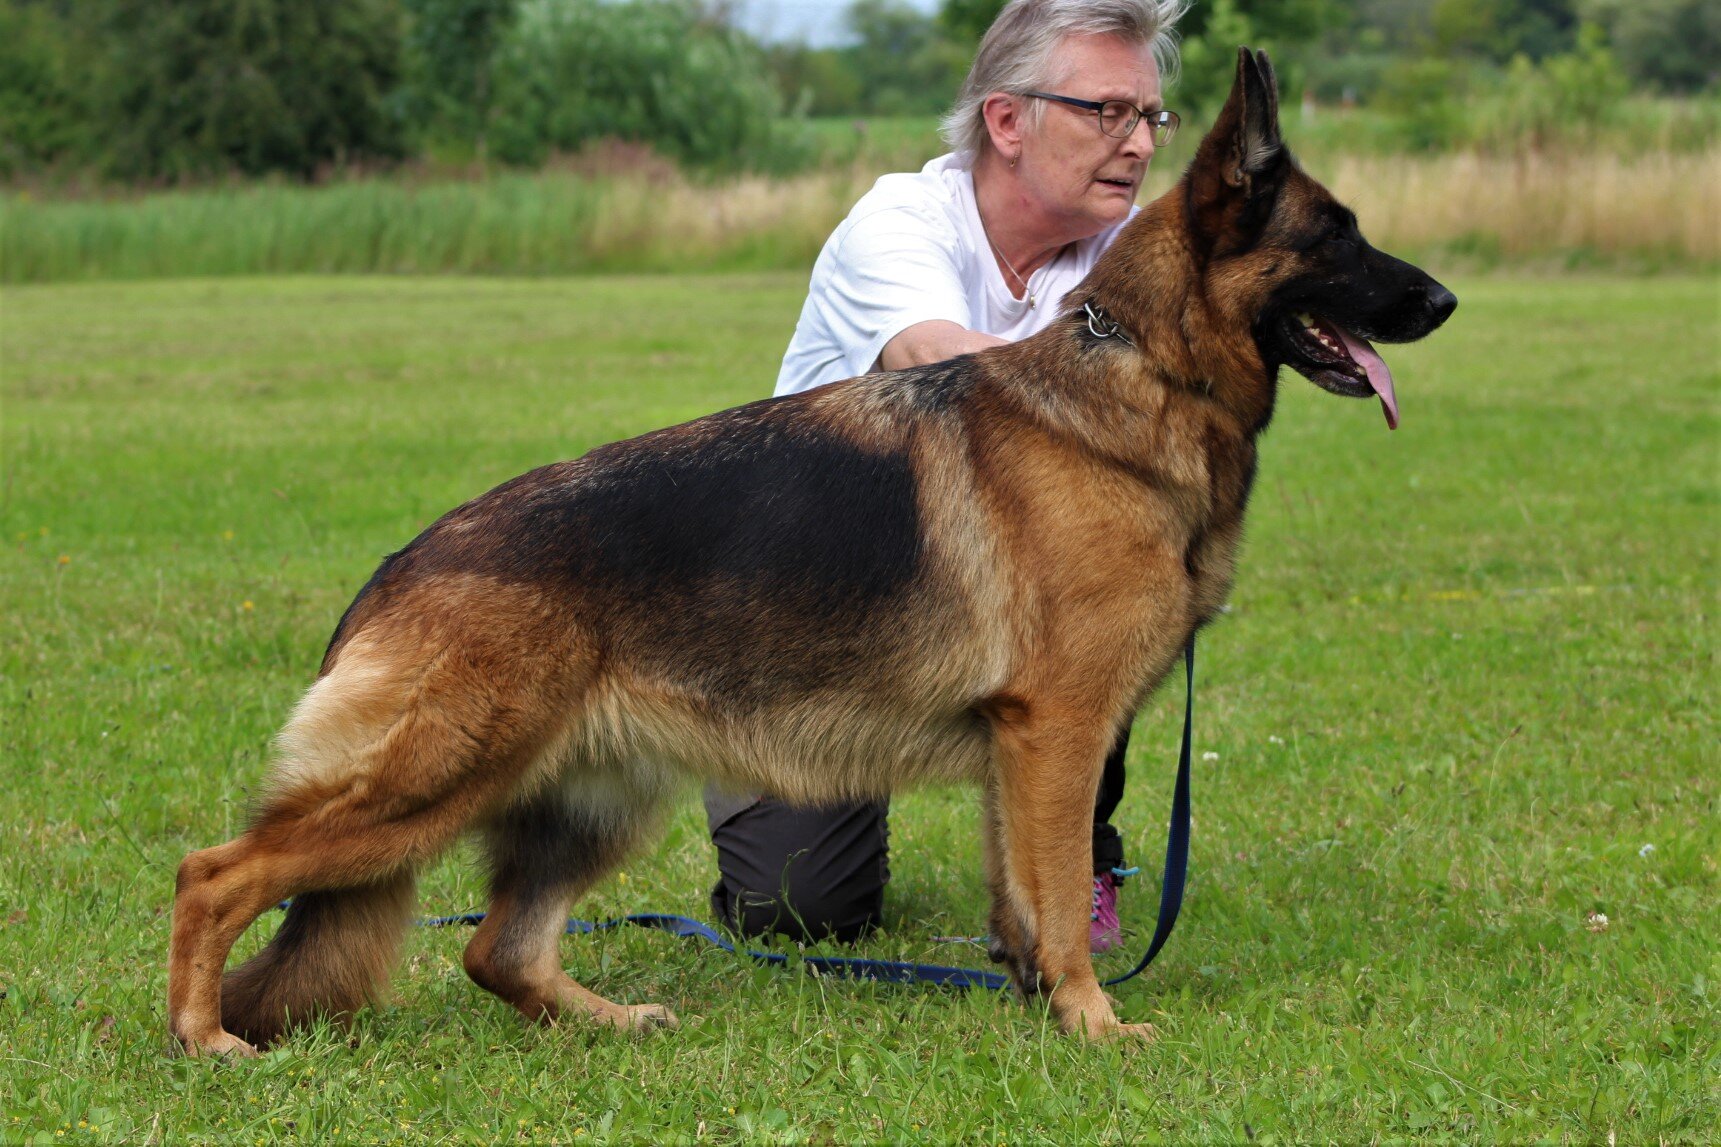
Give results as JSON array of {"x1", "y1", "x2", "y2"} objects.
[
  {"x1": 1376, "y1": 26, "x2": 1636, "y2": 153},
  {"x1": 1581, "y1": 0, "x2": 1720, "y2": 94},
  {"x1": 93, "y1": 0, "x2": 407, "y2": 181},
  {"x1": 1300, "y1": 49, "x2": 1397, "y2": 106},
  {"x1": 1466, "y1": 25, "x2": 1629, "y2": 152},
  {"x1": 1174, "y1": 0, "x2": 1261, "y2": 120},
  {"x1": 490, "y1": 0, "x2": 813, "y2": 175},
  {"x1": 845, "y1": 0, "x2": 968, "y2": 116},
  {"x1": 0, "y1": 1, "x2": 93, "y2": 176},
  {"x1": 1375, "y1": 58, "x2": 1477, "y2": 152},
  {"x1": 767, "y1": 44, "x2": 866, "y2": 118},
  {"x1": 397, "y1": 0, "x2": 521, "y2": 159}
]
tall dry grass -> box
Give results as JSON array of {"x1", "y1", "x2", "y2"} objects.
[
  {"x1": 3, "y1": 147, "x2": 1715, "y2": 284},
  {"x1": 1322, "y1": 150, "x2": 1721, "y2": 265}
]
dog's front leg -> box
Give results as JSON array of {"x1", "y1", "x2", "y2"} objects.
[{"x1": 984, "y1": 703, "x2": 1153, "y2": 1042}]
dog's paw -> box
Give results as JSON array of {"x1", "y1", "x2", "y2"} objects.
[
  {"x1": 1104, "y1": 1021, "x2": 1159, "y2": 1043},
  {"x1": 610, "y1": 1003, "x2": 679, "y2": 1034},
  {"x1": 173, "y1": 1029, "x2": 260, "y2": 1059}
]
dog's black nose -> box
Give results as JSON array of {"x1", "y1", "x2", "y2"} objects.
[{"x1": 1427, "y1": 283, "x2": 1458, "y2": 324}]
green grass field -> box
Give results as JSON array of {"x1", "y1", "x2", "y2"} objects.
[{"x1": 2, "y1": 273, "x2": 1716, "y2": 1142}]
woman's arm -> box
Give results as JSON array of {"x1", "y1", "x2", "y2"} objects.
[{"x1": 877, "y1": 320, "x2": 1010, "y2": 371}]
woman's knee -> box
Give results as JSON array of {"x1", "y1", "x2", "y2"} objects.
[{"x1": 705, "y1": 792, "x2": 889, "y2": 944}]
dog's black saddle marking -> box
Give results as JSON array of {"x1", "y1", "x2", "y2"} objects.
[{"x1": 565, "y1": 408, "x2": 923, "y2": 609}]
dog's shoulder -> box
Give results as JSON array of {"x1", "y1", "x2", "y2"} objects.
[{"x1": 863, "y1": 354, "x2": 983, "y2": 416}]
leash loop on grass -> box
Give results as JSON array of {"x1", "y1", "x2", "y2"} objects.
[{"x1": 357, "y1": 641, "x2": 1196, "y2": 994}]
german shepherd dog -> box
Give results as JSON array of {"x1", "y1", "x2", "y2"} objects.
[{"x1": 168, "y1": 49, "x2": 1455, "y2": 1055}]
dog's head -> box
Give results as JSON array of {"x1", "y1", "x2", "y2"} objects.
[{"x1": 1185, "y1": 49, "x2": 1457, "y2": 429}]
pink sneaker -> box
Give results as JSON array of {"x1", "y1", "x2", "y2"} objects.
[{"x1": 1090, "y1": 867, "x2": 1135, "y2": 953}]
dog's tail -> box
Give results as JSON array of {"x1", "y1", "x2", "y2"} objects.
[{"x1": 219, "y1": 871, "x2": 417, "y2": 1047}]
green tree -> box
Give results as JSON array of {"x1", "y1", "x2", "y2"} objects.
[
  {"x1": 1349, "y1": 0, "x2": 1434, "y2": 52},
  {"x1": 400, "y1": 0, "x2": 518, "y2": 157},
  {"x1": 938, "y1": 0, "x2": 1004, "y2": 43},
  {"x1": 1486, "y1": 22, "x2": 1627, "y2": 145},
  {"x1": 0, "y1": 0, "x2": 94, "y2": 175},
  {"x1": 1499, "y1": 0, "x2": 1580, "y2": 59},
  {"x1": 766, "y1": 42, "x2": 865, "y2": 116},
  {"x1": 490, "y1": 0, "x2": 805, "y2": 172},
  {"x1": 938, "y1": 0, "x2": 1342, "y2": 46},
  {"x1": 1431, "y1": 0, "x2": 1501, "y2": 56},
  {"x1": 937, "y1": 0, "x2": 1341, "y2": 111},
  {"x1": 1175, "y1": 0, "x2": 1258, "y2": 116},
  {"x1": 846, "y1": 0, "x2": 967, "y2": 115},
  {"x1": 1431, "y1": 0, "x2": 1578, "y2": 62},
  {"x1": 94, "y1": 0, "x2": 405, "y2": 181},
  {"x1": 1581, "y1": 0, "x2": 1718, "y2": 92},
  {"x1": 1179, "y1": 0, "x2": 1345, "y2": 45}
]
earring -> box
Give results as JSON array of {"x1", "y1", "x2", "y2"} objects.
[{"x1": 1010, "y1": 151, "x2": 1019, "y2": 168}]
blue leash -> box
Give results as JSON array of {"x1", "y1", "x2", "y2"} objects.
[
  {"x1": 1100, "y1": 639, "x2": 1195, "y2": 987},
  {"x1": 403, "y1": 641, "x2": 1193, "y2": 992},
  {"x1": 418, "y1": 910, "x2": 1011, "y2": 989}
]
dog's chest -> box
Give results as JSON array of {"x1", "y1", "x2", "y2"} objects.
[{"x1": 1183, "y1": 433, "x2": 1259, "y2": 622}]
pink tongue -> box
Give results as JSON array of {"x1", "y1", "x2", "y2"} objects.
[{"x1": 1333, "y1": 324, "x2": 1398, "y2": 430}]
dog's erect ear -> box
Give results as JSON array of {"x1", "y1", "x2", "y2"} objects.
[
  {"x1": 1245, "y1": 49, "x2": 1281, "y2": 169},
  {"x1": 1206, "y1": 46, "x2": 1281, "y2": 187},
  {"x1": 1187, "y1": 47, "x2": 1286, "y2": 251}
]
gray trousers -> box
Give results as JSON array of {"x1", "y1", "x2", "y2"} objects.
[{"x1": 704, "y1": 726, "x2": 1131, "y2": 943}]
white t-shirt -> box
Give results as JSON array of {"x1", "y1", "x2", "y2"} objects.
[{"x1": 775, "y1": 152, "x2": 1135, "y2": 397}]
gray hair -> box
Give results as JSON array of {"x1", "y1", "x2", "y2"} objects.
[{"x1": 940, "y1": 0, "x2": 1190, "y2": 158}]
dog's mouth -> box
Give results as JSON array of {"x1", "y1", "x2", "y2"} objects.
[{"x1": 1279, "y1": 312, "x2": 1399, "y2": 429}]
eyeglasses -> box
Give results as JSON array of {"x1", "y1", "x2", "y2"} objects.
[{"x1": 1022, "y1": 91, "x2": 1180, "y2": 146}]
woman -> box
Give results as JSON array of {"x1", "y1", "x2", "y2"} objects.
[{"x1": 708, "y1": 0, "x2": 1188, "y2": 953}]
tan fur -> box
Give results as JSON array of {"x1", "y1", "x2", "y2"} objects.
[{"x1": 220, "y1": 873, "x2": 417, "y2": 1046}]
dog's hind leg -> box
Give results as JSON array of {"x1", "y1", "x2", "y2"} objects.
[
  {"x1": 984, "y1": 698, "x2": 1149, "y2": 1041},
  {"x1": 169, "y1": 797, "x2": 460, "y2": 1058},
  {"x1": 462, "y1": 775, "x2": 678, "y2": 1033},
  {"x1": 169, "y1": 633, "x2": 576, "y2": 1057}
]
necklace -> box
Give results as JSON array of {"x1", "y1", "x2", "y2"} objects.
[{"x1": 987, "y1": 236, "x2": 1039, "y2": 309}]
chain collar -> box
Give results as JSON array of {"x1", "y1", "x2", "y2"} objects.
[{"x1": 1083, "y1": 301, "x2": 1133, "y2": 348}]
